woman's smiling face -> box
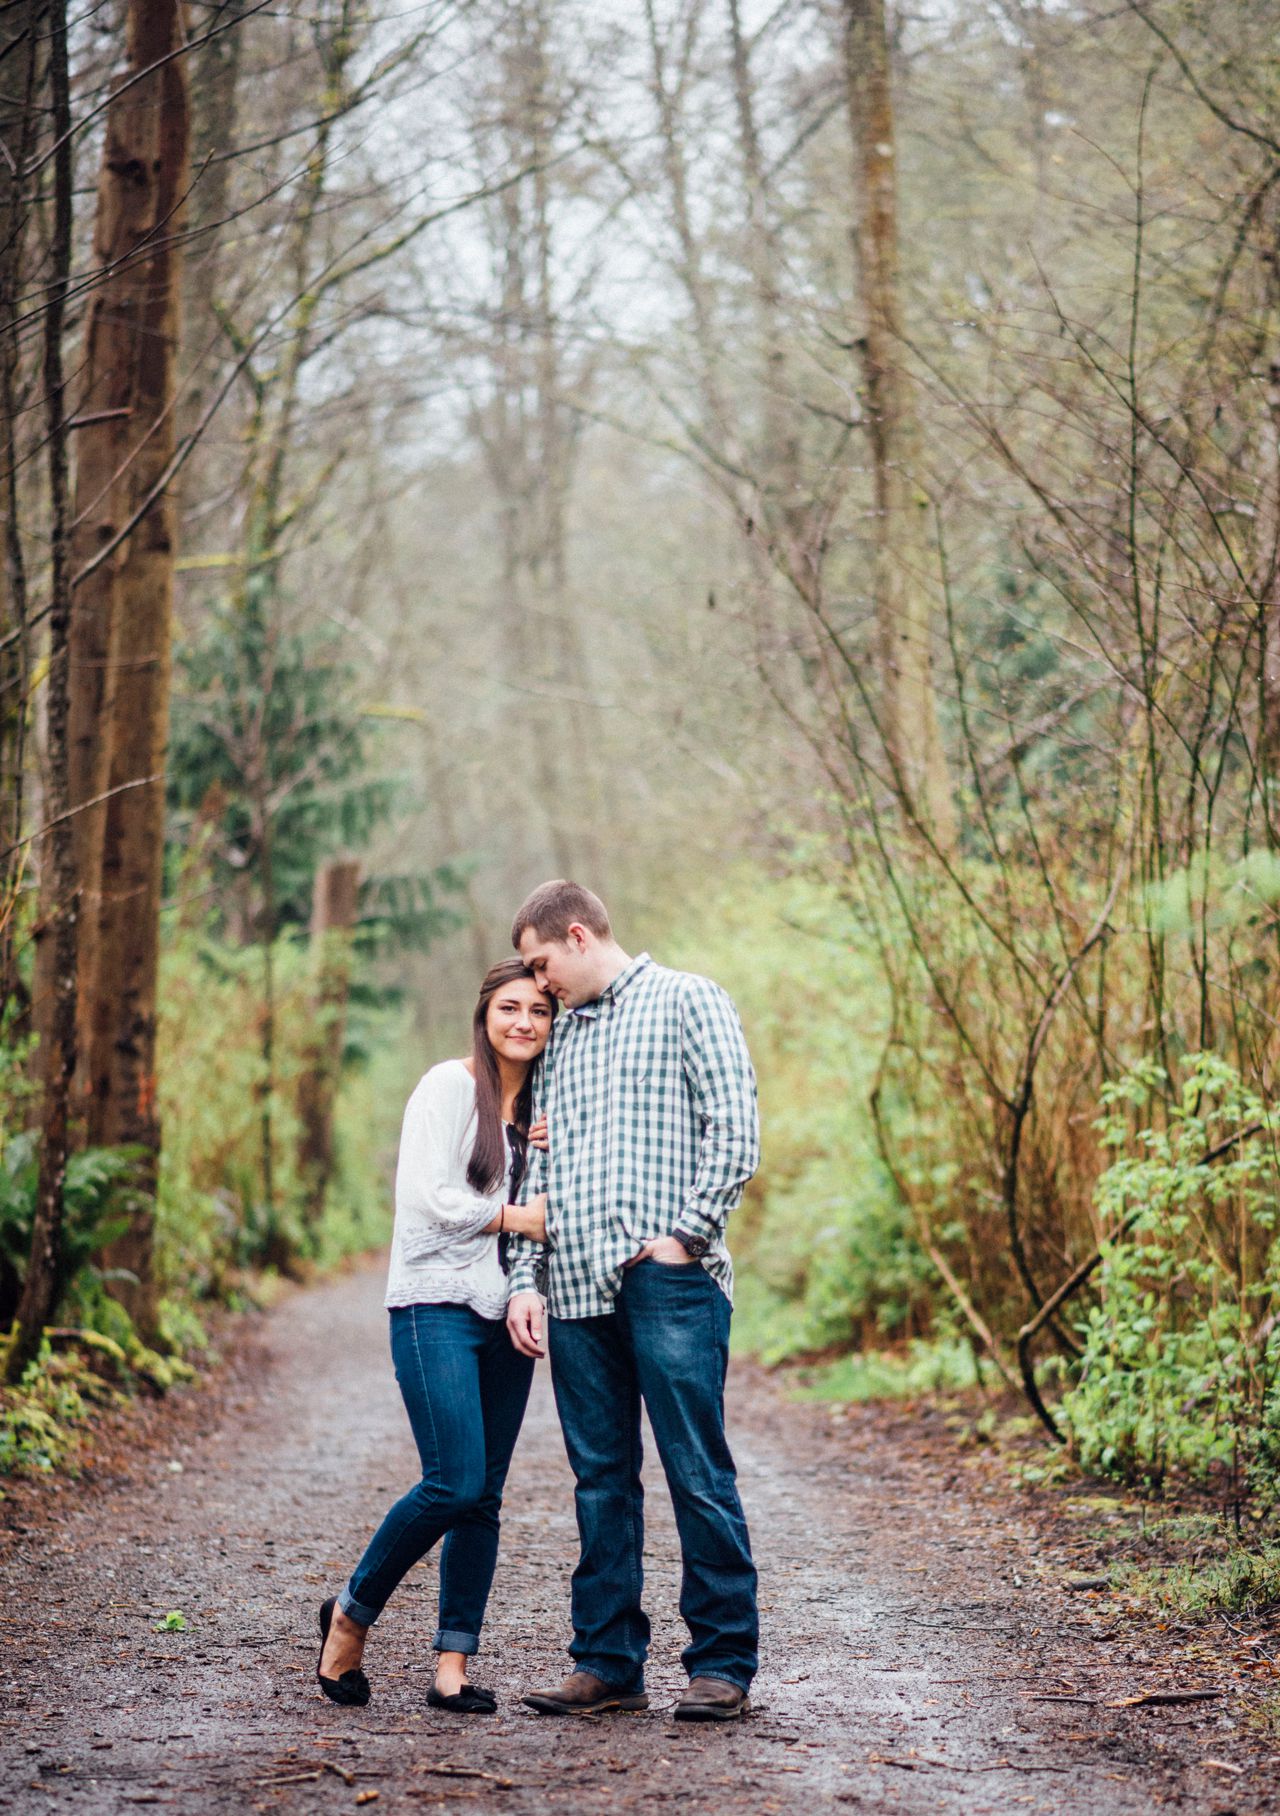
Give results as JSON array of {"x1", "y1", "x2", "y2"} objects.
[{"x1": 485, "y1": 976, "x2": 554, "y2": 1063}]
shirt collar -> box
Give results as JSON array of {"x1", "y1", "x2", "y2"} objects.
[{"x1": 570, "y1": 952, "x2": 653, "y2": 1020}]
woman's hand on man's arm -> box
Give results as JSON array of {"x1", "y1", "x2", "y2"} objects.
[
  {"x1": 509, "y1": 1193, "x2": 548, "y2": 1242},
  {"x1": 483, "y1": 1192, "x2": 547, "y2": 1243}
]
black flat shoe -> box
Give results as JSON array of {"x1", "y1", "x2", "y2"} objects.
[
  {"x1": 316, "y1": 1596, "x2": 371, "y2": 1707},
  {"x1": 427, "y1": 1683, "x2": 497, "y2": 1714}
]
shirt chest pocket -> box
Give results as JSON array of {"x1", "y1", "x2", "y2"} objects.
[{"x1": 612, "y1": 1056, "x2": 654, "y2": 1101}]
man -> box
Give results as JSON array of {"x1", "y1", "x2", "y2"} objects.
[{"x1": 505, "y1": 879, "x2": 760, "y2": 1723}]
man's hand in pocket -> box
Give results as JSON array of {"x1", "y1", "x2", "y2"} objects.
[{"x1": 630, "y1": 1236, "x2": 695, "y2": 1266}]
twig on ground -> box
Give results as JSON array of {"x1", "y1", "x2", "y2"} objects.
[
  {"x1": 255, "y1": 1757, "x2": 363, "y2": 1788},
  {"x1": 870, "y1": 1753, "x2": 1071, "y2": 1774},
  {"x1": 1112, "y1": 1689, "x2": 1223, "y2": 1707},
  {"x1": 417, "y1": 1764, "x2": 517, "y2": 1788}
]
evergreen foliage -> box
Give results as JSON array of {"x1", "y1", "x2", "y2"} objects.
[{"x1": 168, "y1": 599, "x2": 400, "y2": 933}]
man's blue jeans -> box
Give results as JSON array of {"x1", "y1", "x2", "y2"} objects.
[
  {"x1": 547, "y1": 1259, "x2": 758, "y2": 1693},
  {"x1": 340, "y1": 1303, "x2": 534, "y2": 1654}
]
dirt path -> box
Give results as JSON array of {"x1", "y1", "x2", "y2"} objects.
[{"x1": 1, "y1": 1258, "x2": 1270, "y2": 1813}]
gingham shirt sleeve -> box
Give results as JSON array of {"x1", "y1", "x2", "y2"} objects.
[
  {"x1": 674, "y1": 977, "x2": 760, "y2": 1245},
  {"x1": 504, "y1": 1149, "x2": 546, "y2": 1298},
  {"x1": 505, "y1": 1080, "x2": 549, "y2": 1301}
]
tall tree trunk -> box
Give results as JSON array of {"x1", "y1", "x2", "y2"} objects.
[
  {"x1": 296, "y1": 858, "x2": 360, "y2": 1230},
  {"x1": 526, "y1": 12, "x2": 606, "y2": 889},
  {"x1": 8, "y1": 0, "x2": 76, "y2": 1382},
  {"x1": 725, "y1": 0, "x2": 798, "y2": 510},
  {"x1": 71, "y1": 0, "x2": 192, "y2": 1338},
  {"x1": 483, "y1": 155, "x2": 575, "y2": 879},
  {"x1": 475, "y1": 0, "x2": 603, "y2": 888},
  {"x1": 1258, "y1": 361, "x2": 1280, "y2": 837},
  {"x1": 1256, "y1": 183, "x2": 1280, "y2": 829},
  {"x1": 643, "y1": 0, "x2": 735, "y2": 451},
  {"x1": 0, "y1": 0, "x2": 44, "y2": 1018},
  {"x1": 843, "y1": 0, "x2": 953, "y2": 844},
  {"x1": 178, "y1": 0, "x2": 247, "y2": 460}
]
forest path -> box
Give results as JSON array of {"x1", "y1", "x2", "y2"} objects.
[{"x1": 0, "y1": 1257, "x2": 1266, "y2": 1814}]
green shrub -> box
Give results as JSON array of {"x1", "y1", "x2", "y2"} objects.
[
  {"x1": 155, "y1": 926, "x2": 405, "y2": 1296},
  {"x1": 663, "y1": 870, "x2": 934, "y2": 1359},
  {"x1": 1059, "y1": 1054, "x2": 1280, "y2": 1494},
  {"x1": 0, "y1": 1343, "x2": 118, "y2": 1475},
  {"x1": 314, "y1": 1013, "x2": 411, "y2": 1266},
  {"x1": 0, "y1": 1134, "x2": 143, "y2": 1327}
]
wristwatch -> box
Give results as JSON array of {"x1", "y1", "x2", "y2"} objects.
[{"x1": 673, "y1": 1230, "x2": 711, "y2": 1259}]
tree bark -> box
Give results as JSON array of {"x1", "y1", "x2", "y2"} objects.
[
  {"x1": 1258, "y1": 344, "x2": 1280, "y2": 811},
  {"x1": 69, "y1": 0, "x2": 191, "y2": 1338},
  {"x1": 296, "y1": 858, "x2": 360, "y2": 1229},
  {"x1": 178, "y1": 0, "x2": 247, "y2": 455},
  {"x1": 0, "y1": 0, "x2": 43, "y2": 1017},
  {"x1": 843, "y1": 0, "x2": 953, "y2": 843},
  {"x1": 473, "y1": 0, "x2": 604, "y2": 888},
  {"x1": 643, "y1": 0, "x2": 734, "y2": 451},
  {"x1": 725, "y1": 0, "x2": 798, "y2": 509},
  {"x1": 8, "y1": 0, "x2": 76, "y2": 1382},
  {"x1": 0, "y1": 0, "x2": 45, "y2": 1016}
]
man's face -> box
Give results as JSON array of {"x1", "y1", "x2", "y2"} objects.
[{"x1": 518, "y1": 925, "x2": 596, "y2": 1009}]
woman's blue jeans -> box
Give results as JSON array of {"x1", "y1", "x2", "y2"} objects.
[{"x1": 339, "y1": 1303, "x2": 534, "y2": 1654}]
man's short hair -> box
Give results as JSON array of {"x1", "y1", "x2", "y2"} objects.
[{"x1": 512, "y1": 880, "x2": 612, "y2": 948}]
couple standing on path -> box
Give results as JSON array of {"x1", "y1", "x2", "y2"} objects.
[{"x1": 316, "y1": 879, "x2": 762, "y2": 1724}]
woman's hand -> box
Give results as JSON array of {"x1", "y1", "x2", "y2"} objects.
[
  {"x1": 518, "y1": 1193, "x2": 548, "y2": 1243},
  {"x1": 529, "y1": 1115, "x2": 549, "y2": 1152},
  {"x1": 493, "y1": 1193, "x2": 547, "y2": 1243}
]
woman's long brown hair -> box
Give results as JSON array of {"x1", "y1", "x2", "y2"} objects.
[{"x1": 466, "y1": 958, "x2": 555, "y2": 1197}]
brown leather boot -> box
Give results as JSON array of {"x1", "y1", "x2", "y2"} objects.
[
  {"x1": 674, "y1": 1677, "x2": 751, "y2": 1721},
  {"x1": 522, "y1": 1671, "x2": 649, "y2": 1716}
]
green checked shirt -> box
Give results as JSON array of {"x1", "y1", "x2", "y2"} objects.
[{"x1": 506, "y1": 952, "x2": 760, "y2": 1320}]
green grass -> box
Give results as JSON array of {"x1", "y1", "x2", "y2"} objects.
[
  {"x1": 1116, "y1": 1543, "x2": 1280, "y2": 1620},
  {"x1": 730, "y1": 1267, "x2": 983, "y2": 1401},
  {"x1": 785, "y1": 1337, "x2": 981, "y2": 1403},
  {"x1": 1244, "y1": 1692, "x2": 1280, "y2": 1742},
  {"x1": 1137, "y1": 1512, "x2": 1221, "y2": 1547}
]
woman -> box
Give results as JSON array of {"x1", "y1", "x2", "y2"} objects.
[{"x1": 316, "y1": 958, "x2": 555, "y2": 1713}]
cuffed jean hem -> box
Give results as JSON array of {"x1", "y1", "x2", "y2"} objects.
[
  {"x1": 686, "y1": 1668, "x2": 753, "y2": 1694},
  {"x1": 434, "y1": 1628, "x2": 479, "y2": 1655},
  {"x1": 338, "y1": 1587, "x2": 383, "y2": 1627},
  {"x1": 573, "y1": 1658, "x2": 645, "y2": 1695}
]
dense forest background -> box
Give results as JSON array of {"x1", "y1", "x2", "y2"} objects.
[{"x1": 3, "y1": 0, "x2": 1280, "y2": 1510}]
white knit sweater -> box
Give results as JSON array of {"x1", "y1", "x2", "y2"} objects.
[{"x1": 384, "y1": 1059, "x2": 511, "y2": 1321}]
